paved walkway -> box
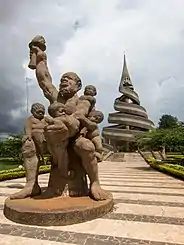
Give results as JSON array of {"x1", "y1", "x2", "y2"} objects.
[{"x1": 0, "y1": 153, "x2": 184, "y2": 244}]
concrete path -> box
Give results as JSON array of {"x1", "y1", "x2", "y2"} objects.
[{"x1": 0, "y1": 153, "x2": 184, "y2": 244}]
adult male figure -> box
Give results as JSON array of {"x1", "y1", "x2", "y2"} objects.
[{"x1": 28, "y1": 36, "x2": 109, "y2": 200}]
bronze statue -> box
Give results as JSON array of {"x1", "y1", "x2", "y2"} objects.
[{"x1": 11, "y1": 35, "x2": 110, "y2": 201}]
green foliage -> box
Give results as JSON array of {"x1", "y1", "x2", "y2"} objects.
[
  {"x1": 163, "y1": 127, "x2": 184, "y2": 152},
  {"x1": 158, "y1": 114, "x2": 179, "y2": 129},
  {"x1": 0, "y1": 133, "x2": 50, "y2": 165},
  {"x1": 147, "y1": 159, "x2": 184, "y2": 180},
  {"x1": 0, "y1": 133, "x2": 23, "y2": 163},
  {"x1": 136, "y1": 129, "x2": 166, "y2": 150},
  {"x1": 167, "y1": 154, "x2": 184, "y2": 159},
  {"x1": 136, "y1": 127, "x2": 184, "y2": 152},
  {"x1": 0, "y1": 158, "x2": 19, "y2": 171},
  {"x1": 0, "y1": 165, "x2": 51, "y2": 181}
]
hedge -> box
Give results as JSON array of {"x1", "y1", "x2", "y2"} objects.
[
  {"x1": 0, "y1": 165, "x2": 51, "y2": 182},
  {"x1": 167, "y1": 154, "x2": 184, "y2": 160},
  {"x1": 147, "y1": 158, "x2": 184, "y2": 181}
]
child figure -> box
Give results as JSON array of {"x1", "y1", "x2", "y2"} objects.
[
  {"x1": 47, "y1": 100, "x2": 96, "y2": 137},
  {"x1": 78, "y1": 85, "x2": 97, "y2": 112},
  {"x1": 10, "y1": 103, "x2": 47, "y2": 199},
  {"x1": 23, "y1": 103, "x2": 47, "y2": 164},
  {"x1": 80, "y1": 110, "x2": 104, "y2": 162},
  {"x1": 47, "y1": 101, "x2": 80, "y2": 137}
]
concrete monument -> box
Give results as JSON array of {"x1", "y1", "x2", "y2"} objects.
[
  {"x1": 4, "y1": 36, "x2": 113, "y2": 226},
  {"x1": 102, "y1": 55, "x2": 154, "y2": 152}
]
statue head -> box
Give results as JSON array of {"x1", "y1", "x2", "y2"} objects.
[
  {"x1": 31, "y1": 103, "x2": 45, "y2": 120},
  {"x1": 59, "y1": 72, "x2": 82, "y2": 97},
  {"x1": 48, "y1": 101, "x2": 76, "y2": 118},
  {"x1": 48, "y1": 102, "x2": 65, "y2": 118},
  {"x1": 84, "y1": 85, "x2": 97, "y2": 96},
  {"x1": 88, "y1": 110, "x2": 104, "y2": 124}
]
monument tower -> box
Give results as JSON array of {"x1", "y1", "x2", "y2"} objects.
[{"x1": 102, "y1": 55, "x2": 154, "y2": 152}]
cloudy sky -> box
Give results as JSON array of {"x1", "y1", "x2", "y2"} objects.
[{"x1": 0, "y1": 0, "x2": 184, "y2": 137}]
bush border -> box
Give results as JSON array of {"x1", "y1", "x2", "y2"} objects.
[
  {"x1": 0, "y1": 165, "x2": 51, "y2": 182},
  {"x1": 147, "y1": 159, "x2": 184, "y2": 181}
]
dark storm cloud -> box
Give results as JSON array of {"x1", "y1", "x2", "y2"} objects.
[
  {"x1": 0, "y1": 0, "x2": 77, "y2": 135},
  {"x1": 0, "y1": 81, "x2": 25, "y2": 133},
  {"x1": 0, "y1": 26, "x2": 27, "y2": 133},
  {"x1": 0, "y1": 18, "x2": 27, "y2": 133},
  {"x1": 0, "y1": 1, "x2": 31, "y2": 134}
]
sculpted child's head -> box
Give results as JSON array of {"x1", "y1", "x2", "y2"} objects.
[
  {"x1": 48, "y1": 102, "x2": 65, "y2": 118},
  {"x1": 31, "y1": 103, "x2": 45, "y2": 120},
  {"x1": 48, "y1": 102, "x2": 76, "y2": 118},
  {"x1": 88, "y1": 110, "x2": 104, "y2": 124},
  {"x1": 84, "y1": 85, "x2": 97, "y2": 96}
]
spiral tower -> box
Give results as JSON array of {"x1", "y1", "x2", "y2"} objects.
[{"x1": 102, "y1": 55, "x2": 154, "y2": 152}]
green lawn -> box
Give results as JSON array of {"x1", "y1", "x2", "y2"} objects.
[{"x1": 0, "y1": 158, "x2": 19, "y2": 171}]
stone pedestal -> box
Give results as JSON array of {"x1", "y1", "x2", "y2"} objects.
[{"x1": 4, "y1": 195, "x2": 113, "y2": 226}]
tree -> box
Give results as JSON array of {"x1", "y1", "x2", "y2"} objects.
[
  {"x1": 158, "y1": 114, "x2": 179, "y2": 129},
  {"x1": 136, "y1": 127, "x2": 184, "y2": 153},
  {"x1": 163, "y1": 127, "x2": 184, "y2": 153},
  {"x1": 136, "y1": 129, "x2": 166, "y2": 151},
  {"x1": 0, "y1": 133, "x2": 23, "y2": 163}
]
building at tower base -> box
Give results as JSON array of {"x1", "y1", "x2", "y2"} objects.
[{"x1": 102, "y1": 55, "x2": 154, "y2": 152}]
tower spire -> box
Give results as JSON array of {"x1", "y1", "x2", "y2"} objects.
[{"x1": 119, "y1": 54, "x2": 133, "y2": 93}]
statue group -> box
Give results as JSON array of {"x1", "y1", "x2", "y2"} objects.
[{"x1": 10, "y1": 35, "x2": 111, "y2": 202}]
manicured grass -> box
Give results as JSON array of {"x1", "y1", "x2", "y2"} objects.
[
  {"x1": 0, "y1": 158, "x2": 20, "y2": 171},
  {"x1": 0, "y1": 156, "x2": 51, "y2": 171}
]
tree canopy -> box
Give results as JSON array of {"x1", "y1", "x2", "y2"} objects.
[
  {"x1": 158, "y1": 114, "x2": 179, "y2": 129},
  {"x1": 136, "y1": 127, "x2": 184, "y2": 153},
  {"x1": 0, "y1": 133, "x2": 23, "y2": 163}
]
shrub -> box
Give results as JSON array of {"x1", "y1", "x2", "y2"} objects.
[
  {"x1": 0, "y1": 165, "x2": 51, "y2": 181},
  {"x1": 147, "y1": 158, "x2": 184, "y2": 181}
]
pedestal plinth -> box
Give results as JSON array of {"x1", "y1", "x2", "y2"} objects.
[{"x1": 4, "y1": 195, "x2": 113, "y2": 226}]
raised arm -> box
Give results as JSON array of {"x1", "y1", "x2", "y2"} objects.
[{"x1": 28, "y1": 43, "x2": 58, "y2": 104}]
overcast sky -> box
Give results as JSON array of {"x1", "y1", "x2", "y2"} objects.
[{"x1": 1, "y1": 0, "x2": 184, "y2": 136}]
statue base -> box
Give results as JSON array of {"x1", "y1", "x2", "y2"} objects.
[{"x1": 4, "y1": 195, "x2": 113, "y2": 226}]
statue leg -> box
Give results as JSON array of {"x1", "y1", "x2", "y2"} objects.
[
  {"x1": 45, "y1": 141, "x2": 69, "y2": 197},
  {"x1": 68, "y1": 142, "x2": 88, "y2": 197},
  {"x1": 44, "y1": 122, "x2": 72, "y2": 196},
  {"x1": 55, "y1": 141, "x2": 69, "y2": 178},
  {"x1": 10, "y1": 139, "x2": 41, "y2": 199},
  {"x1": 74, "y1": 137, "x2": 110, "y2": 201}
]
